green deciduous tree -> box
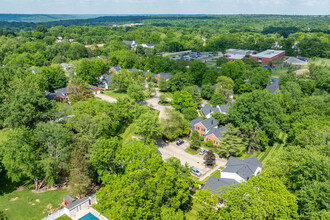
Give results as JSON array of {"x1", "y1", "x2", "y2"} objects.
[
  {"x1": 162, "y1": 109, "x2": 190, "y2": 141},
  {"x1": 189, "y1": 130, "x2": 200, "y2": 150},
  {"x1": 219, "y1": 173, "x2": 299, "y2": 219},
  {"x1": 127, "y1": 84, "x2": 146, "y2": 102},
  {"x1": 216, "y1": 75, "x2": 234, "y2": 101},
  {"x1": 67, "y1": 77, "x2": 93, "y2": 102},
  {"x1": 229, "y1": 90, "x2": 286, "y2": 145},
  {"x1": 201, "y1": 84, "x2": 215, "y2": 100},
  {"x1": 209, "y1": 93, "x2": 224, "y2": 106},
  {"x1": 75, "y1": 58, "x2": 108, "y2": 85},
  {"x1": 171, "y1": 91, "x2": 198, "y2": 111},
  {"x1": 135, "y1": 111, "x2": 163, "y2": 142},
  {"x1": 183, "y1": 85, "x2": 202, "y2": 107},
  {"x1": 158, "y1": 76, "x2": 168, "y2": 92},
  {"x1": 182, "y1": 107, "x2": 198, "y2": 121}
]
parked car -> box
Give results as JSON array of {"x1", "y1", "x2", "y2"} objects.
[
  {"x1": 199, "y1": 149, "x2": 207, "y2": 155},
  {"x1": 191, "y1": 168, "x2": 202, "y2": 177},
  {"x1": 176, "y1": 139, "x2": 184, "y2": 146}
]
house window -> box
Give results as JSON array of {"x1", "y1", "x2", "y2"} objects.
[
  {"x1": 214, "y1": 141, "x2": 218, "y2": 145},
  {"x1": 201, "y1": 128, "x2": 205, "y2": 132},
  {"x1": 207, "y1": 138, "x2": 210, "y2": 141},
  {"x1": 196, "y1": 127, "x2": 200, "y2": 130}
]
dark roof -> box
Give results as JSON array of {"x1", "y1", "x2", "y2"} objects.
[
  {"x1": 266, "y1": 78, "x2": 279, "y2": 94},
  {"x1": 144, "y1": 43, "x2": 154, "y2": 47},
  {"x1": 54, "y1": 87, "x2": 68, "y2": 95},
  {"x1": 64, "y1": 195, "x2": 74, "y2": 204},
  {"x1": 64, "y1": 193, "x2": 96, "y2": 210},
  {"x1": 109, "y1": 66, "x2": 121, "y2": 73},
  {"x1": 201, "y1": 116, "x2": 218, "y2": 130},
  {"x1": 98, "y1": 74, "x2": 112, "y2": 84},
  {"x1": 204, "y1": 176, "x2": 238, "y2": 194},
  {"x1": 153, "y1": 72, "x2": 172, "y2": 80},
  {"x1": 189, "y1": 117, "x2": 203, "y2": 130},
  {"x1": 201, "y1": 105, "x2": 220, "y2": 116},
  {"x1": 222, "y1": 156, "x2": 263, "y2": 181},
  {"x1": 206, "y1": 126, "x2": 228, "y2": 139},
  {"x1": 127, "y1": 68, "x2": 138, "y2": 73},
  {"x1": 218, "y1": 104, "x2": 230, "y2": 113},
  {"x1": 123, "y1": 40, "x2": 133, "y2": 45},
  {"x1": 45, "y1": 91, "x2": 65, "y2": 100}
]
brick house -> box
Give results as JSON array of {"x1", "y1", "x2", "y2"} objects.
[
  {"x1": 45, "y1": 91, "x2": 66, "y2": 102},
  {"x1": 190, "y1": 117, "x2": 218, "y2": 136},
  {"x1": 204, "y1": 126, "x2": 228, "y2": 146},
  {"x1": 109, "y1": 66, "x2": 122, "y2": 74},
  {"x1": 251, "y1": 50, "x2": 285, "y2": 65},
  {"x1": 152, "y1": 72, "x2": 172, "y2": 82}
]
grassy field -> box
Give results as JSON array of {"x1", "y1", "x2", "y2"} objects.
[
  {"x1": 104, "y1": 90, "x2": 128, "y2": 100},
  {"x1": 0, "y1": 178, "x2": 68, "y2": 220},
  {"x1": 310, "y1": 58, "x2": 330, "y2": 66},
  {"x1": 257, "y1": 132, "x2": 287, "y2": 164},
  {"x1": 271, "y1": 66, "x2": 290, "y2": 78},
  {"x1": 120, "y1": 122, "x2": 137, "y2": 143},
  {"x1": 185, "y1": 198, "x2": 203, "y2": 220}
]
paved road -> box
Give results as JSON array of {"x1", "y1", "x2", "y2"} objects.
[
  {"x1": 95, "y1": 93, "x2": 117, "y2": 103},
  {"x1": 158, "y1": 139, "x2": 227, "y2": 181}
]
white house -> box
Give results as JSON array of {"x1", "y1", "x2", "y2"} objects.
[
  {"x1": 201, "y1": 104, "x2": 231, "y2": 118},
  {"x1": 204, "y1": 156, "x2": 263, "y2": 194}
]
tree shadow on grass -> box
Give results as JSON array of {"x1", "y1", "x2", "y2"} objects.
[{"x1": 0, "y1": 171, "x2": 28, "y2": 196}]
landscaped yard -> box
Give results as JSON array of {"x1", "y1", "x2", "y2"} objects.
[
  {"x1": 185, "y1": 147, "x2": 201, "y2": 155},
  {"x1": 185, "y1": 198, "x2": 203, "y2": 220},
  {"x1": 0, "y1": 177, "x2": 68, "y2": 220},
  {"x1": 120, "y1": 122, "x2": 138, "y2": 143},
  {"x1": 104, "y1": 90, "x2": 128, "y2": 100}
]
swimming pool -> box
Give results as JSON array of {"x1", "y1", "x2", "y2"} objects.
[{"x1": 78, "y1": 212, "x2": 100, "y2": 220}]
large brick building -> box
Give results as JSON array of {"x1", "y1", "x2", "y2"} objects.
[{"x1": 251, "y1": 50, "x2": 285, "y2": 65}]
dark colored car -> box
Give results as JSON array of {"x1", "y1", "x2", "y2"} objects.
[{"x1": 176, "y1": 139, "x2": 184, "y2": 145}]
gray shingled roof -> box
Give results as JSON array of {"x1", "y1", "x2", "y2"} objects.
[
  {"x1": 54, "y1": 87, "x2": 68, "y2": 96},
  {"x1": 204, "y1": 176, "x2": 238, "y2": 194},
  {"x1": 189, "y1": 117, "x2": 203, "y2": 130},
  {"x1": 64, "y1": 195, "x2": 75, "y2": 204},
  {"x1": 218, "y1": 104, "x2": 230, "y2": 113},
  {"x1": 98, "y1": 74, "x2": 112, "y2": 84},
  {"x1": 206, "y1": 126, "x2": 228, "y2": 139},
  {"x1": 201, "y1": 105, "x2": 220, "y2": 116},
  {"x1": 201, "y1": 116, "x2": 218, "y2": 130},
  {"x1": 109, "y1": 66, "x2": 122, "y2": 73},
  {"x1": 266, "y1": 78, "x2": 279, "y2": 94},
  {"x1": 127, "y1": 68, "x2": 138, "y2": 73},
  {"x1": 222, "y1": 156, "x2": 263, "y2": 181},
  {"x1": 123, "y1": 40, "x2": 133, "y2": 45}
]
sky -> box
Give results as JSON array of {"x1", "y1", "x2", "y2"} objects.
[{"x1": 0, "y1": 0, "x2": 329, "y2": 15}]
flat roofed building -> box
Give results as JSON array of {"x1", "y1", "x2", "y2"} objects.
[{"x1": 251, "y1": 50, "x2": 285, "y2": 65}]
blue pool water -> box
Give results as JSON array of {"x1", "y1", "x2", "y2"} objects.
[{"x1": 78, "y1": 212, "x2": 99, "y2": 220}]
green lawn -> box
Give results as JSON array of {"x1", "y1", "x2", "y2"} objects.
[
  {"x1": 271, "y1": 66, "x2": 289, "y2": 78},
  {"x1": 210, "y1": 169, "x2": 220, "y2": 178},
  {"x1": 56, "y1": 215, "x2": 72, "y2": 220},
  {"x1": 0, "y1": 179, "x2": 68, "y2": 220},
  {"x1": 185, "y1": 147, "x2": 201, "y2": 155},
  {"x1": 120, "y1": 122, "x2": 138, "y2": 143},
  {"x1": 185, "y1": 198, "x2": 203, "y2": 220},
  {"x1": 104, "y1": 90, "x2": 128, "y2": 100}
]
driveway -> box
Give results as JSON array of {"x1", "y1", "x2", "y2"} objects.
[
  {"x1": 146, "y1": 89, "x2": 173, "y2": 120},
  {"x1": 157, "y1": 139, "x2": 227, "y2": 181},
  {"x1": 95, "y1": 93, "x2": 117, "y2": 103}
]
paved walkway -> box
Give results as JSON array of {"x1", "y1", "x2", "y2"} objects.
[
  {"x1": 95, "y1": 93, "x2": 117, "y2": 103},
  {"x1": 157, "y1": 139, "x2": 227, "y2": 181}
]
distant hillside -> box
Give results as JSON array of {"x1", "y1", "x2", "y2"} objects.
[{"x1": 0, "y1": 14, "x2": 102, "y2": 22}]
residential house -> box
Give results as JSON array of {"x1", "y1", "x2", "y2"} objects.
[
  {"x1": 204, "y1": 126, "x2": 228, "y2": 146},
  {"x1": 123, "y1": 40, "x2": 139, "y2": 49},
  {"x1": 204, "y1": 156, "x2": 263, "y2": 194},
  {"x1": 201, "y1": 104, "x2": 230, "y2": 118},
  {"x1": 97, "y1": 74, "x2": 112, "y2": 89},
  {"x1": 54, "y1": 87, "x2": 69, "y2": 99},
  {"x1": 127, "y1": 68, "x2": 138, "y2": 73},
  {"x1": 141, "y1": 43, "x2": 155, "y2": 49},
  {"x1": 152, "y1": 72, "x2": 172, "y2": 82},
  {"x1": 90, "y1": 85, "x2": 101, "y2": 95},
  {"x1": 266, "y1": 78, "x2": 279, "y2": 94},
  {"x1": 45, "y1": 91, "x2": 66, "y2": 102},
  {"x1": 190, "y1": 116, "x2": 218, "y2": 136},
  {"x1": 251, "y1": 50, "x2": 285, "y2": 65},
  {"x1": 109, "y1": 66, "x2": 122, "y2": 74}
]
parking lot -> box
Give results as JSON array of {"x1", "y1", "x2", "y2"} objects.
[{"x1": 157, "y1": 139, "x2": 227, "y2": 180}]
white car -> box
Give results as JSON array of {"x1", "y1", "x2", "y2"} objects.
[
  {"x1": 199, "y1": 149, "x2": 207, "y2": 155},
  {"x1": 191, "y1": 167, "x2": 202, "y2": 177}
]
